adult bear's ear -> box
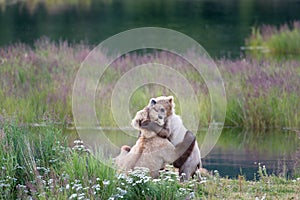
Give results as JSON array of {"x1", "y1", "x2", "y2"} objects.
[
  {"x1": 150, "y1": 99, "x2": 156, "y2": 106},
  {"x1": 167, "y1": 96, "x2": 174, "y2": 104}
]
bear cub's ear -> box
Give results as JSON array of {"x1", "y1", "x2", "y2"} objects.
[{"x1": 150, "y1": 99, "x2": 156, "y2": 106}]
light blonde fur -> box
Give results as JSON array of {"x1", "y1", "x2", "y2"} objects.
[{"x1": 114, "y1": 106, "x2": 177, "y2": 178}]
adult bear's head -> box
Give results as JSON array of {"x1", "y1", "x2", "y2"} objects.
[{"x1": 148, "y1": 96, "x2": 175, "y2": 117}]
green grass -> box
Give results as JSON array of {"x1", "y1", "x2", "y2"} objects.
[
  {"x1": 225, "y1": 90, "x2": 299, "y2": 129},
  {"x1": 0, "y1": 122, "x2": 299, "y2": 199},
  {"x1": 245, "y1": 21, "x2": 300, "y2": 57},
  {"x1": 0, "y1": 37, "x2": 299, "y2": 130},
  {"x1": 219, "y1": 59, "x2": 300, "y2": 130}
]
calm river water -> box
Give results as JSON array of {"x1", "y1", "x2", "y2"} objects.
[
  {"x1": 65, "y1": 128, "x2": 300, "y2": 180},
  {"x1": 1, "y1": 0, "x2": 300, "y2": 58}
]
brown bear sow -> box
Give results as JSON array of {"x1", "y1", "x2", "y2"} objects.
[
  {"x1": 142, "y1": 96, "x2": 202, "y2": 181},
  {"x1": 114, "y1": 103, "x2": 178, "y2": 178}
]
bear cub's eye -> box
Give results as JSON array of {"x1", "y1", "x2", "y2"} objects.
[{"x1": 160, "y1": 108, "x2": 165, "y2": 112}]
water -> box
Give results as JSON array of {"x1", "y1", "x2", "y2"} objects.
[
  {"x1": 203, "y1": 128, "x2": 300, "y2": 179},
  {"x1": 1, "y1": 0, "x2": 300, "y2": 58},
  {"x1": 65, "y1": 128, "x2": 300, "y2": 180}
]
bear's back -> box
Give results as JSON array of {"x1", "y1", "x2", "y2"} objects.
[{"x1": 135, "y1": 137, "x2": 176, "y2": 169}]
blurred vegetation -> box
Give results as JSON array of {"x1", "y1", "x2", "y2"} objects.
[
  {"x1": 0, "y1": 0, "x2": 92, "y2": 13},
  {"x1": 245, "y1": 21, "x2": 300, "y2": 58},
  {"x1": 0, "y1": 37, "x2": 299, "y2": 129},
  {"x1": 1, "y1": 0, "x2": 300, "y2": 58}
]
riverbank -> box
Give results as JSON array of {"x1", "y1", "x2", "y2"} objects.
[{"x1": 0, "y1": 123, "x2": 299, "y2": 199}]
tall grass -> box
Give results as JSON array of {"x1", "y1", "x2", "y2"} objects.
[
  {"x1": 0, "y1": 38, "x2": 89, "y2": 124},
  {"x1": 0, "y1": 122, "x2": 299, "y2": 199},
  {"x1": 0, "y1": 37, "x2": 299, "y2": 129},
  {"x1": 0, "y1": 122, "x2": 117, "y2": 199},
  {"x1": 245, "y1": 21, "x2": 300, "y2": 55},
  {"x1": 219, "y1": 59, "x2": 300, "y2": 129}
]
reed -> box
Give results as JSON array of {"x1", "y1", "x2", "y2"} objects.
[
  {"x1": 0, "y1": 37, "x2": 299, "y2": 130},
  {"x1": 245, "y1": 21, "x2": 300, "y2": 55}
]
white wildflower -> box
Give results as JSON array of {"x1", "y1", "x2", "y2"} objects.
[
  {"x1": 116, "y1": 187, "x2": 127, "y2": 195},
  {"x1": 189, "y1": 192, "x2": 195, "y2": 199},
  {"x1": 78, "y1": 193, "x2": 85, "y2": 199},
  {"x1": 49, "y1": 159, "x2": 58, "y2": 163},
  {"x1": 69, "y1": 194, "x2": 77, "y2": 199},
  {"x1": 74, "y1": 140, "x2": 82, "y2": 144},
  {"x1": 189, "y1": 183, "x2": 195, "y2": 187},
  {"x1": 48, "y1": 179, "x2": 53, "y2": 185},
  {"x1": 143, "y1": 176, "x2": 150, "y2": 183},
  {"x1": 0, "y1": 183, "x2": 10, "y2": 187},
  {"x1": 117, "y1": 173, "x2": 126, "y2": 180},
  {"x1": 126, "y1": 177, "x2": 133, "y2": 184},
  {"x1": 103, "y1": 179, "x2": 110, "y2": 186}
]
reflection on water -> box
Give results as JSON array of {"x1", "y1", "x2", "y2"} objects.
[
  {"x1": 1, "y1": 0, "x2": 300, "y2": 58},
  {"x1": 65, "y1": 127, "x2": 300, "y2": 180},
  {"x1": 0, "y1": 0, "x2": 92, "y2": 14},
  {"x1": 202, "y1": 128, "x2": 300, "y2": 179}
]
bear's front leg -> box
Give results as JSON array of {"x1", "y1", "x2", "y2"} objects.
[
  {"x1": 140, "y1": 121, "x2": 171, "y2": 138},
  {"x1": 131, "y1": 109, "x2": 150, "y2": 130}
]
